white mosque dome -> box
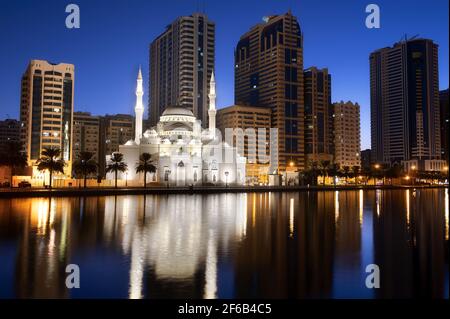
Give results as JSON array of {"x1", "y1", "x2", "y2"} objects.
[{"x1": 162, "y1": 106, "x2": 194, "y2": 117}]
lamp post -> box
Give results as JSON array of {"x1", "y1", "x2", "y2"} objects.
[
  {"x1": 374, "y1": 163, "x2": 382, "y2": 185},
  {"x1": 411, "y1": 165, "x2": 416, "y2": 185},
  {"x1": 225, "y1": 171, "x2": 229, "y2": 188}
]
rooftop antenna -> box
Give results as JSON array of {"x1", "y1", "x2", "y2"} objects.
[{"x1": 410, "y1": 34, "x2": 420, "y2": 41}]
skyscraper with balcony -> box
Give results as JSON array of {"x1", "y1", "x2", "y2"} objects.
[
  {"x1": 19, "y1": 60, "x2": 74, "y2": 177},
  {"x1": 235, "y1": 11, "x2": 304, "y2": 171},
  {"x1": 333, "y1": 101, "x2": 361, "y2": 168},
  {"x1": 370, "y1": 38, "x2": 444, "y2": 171},
  {"x1": 304, "y1": 67, "x2": 333, "y2": 165},
  {"x1": 149, "y1": 13, "x2": 215, "y2": 128}
]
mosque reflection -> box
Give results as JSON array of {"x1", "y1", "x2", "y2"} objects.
[{"x1": 0, "y1": 189, "x2": 447, "y2": 299}]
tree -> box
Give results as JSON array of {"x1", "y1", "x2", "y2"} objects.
[
  {"x1": 361, "y1": 166, "x2": 372, "y2": 185},
  {"x1": 319, "y1": 160, "x2": 331, "y2": 186},
  {"x1": 328, "y1": 163, "x2": 340, "y2": 187},
  {"x1": 36, "y1": 147, "x2": 65, "y2": 188},
  {"x1": 106, "y1": 152, "x2": 127, "y2": 188},
  {"x1": 342, "y1": 166, "x2": 350, "y2": 184},
  {"x1": 386, "y1": 163, "x2": 402, "y2": 185},
  {"x1": 73, "y1": 151, "x2": 97, "y2": 188},
  {"x1": 135, "y1": 153, "x2": 156, "y2": 188},
  {"x1": 0, "y1": 141, "x2": 28, "y2": 187},
  {"x1": 352, "y1": 166, "x2": 360, "y2": 184}
]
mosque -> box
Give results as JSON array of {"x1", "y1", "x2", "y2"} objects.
[{"x1": 106, "y1": 68, "x2": 246, "y2": 186}]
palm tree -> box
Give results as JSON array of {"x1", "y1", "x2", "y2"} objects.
[
  {"x1": 36, "y1": 147, "x2": 65, "y2": 188},
  {"x1": 0, "y1": 141, "x2": 28, "y2": 187},
  {"x1": 73, "y1": 151, "x2": 98, "y2": 188},
  {"x1": 352, "y1": 166, "x2": 360, "y2": 184},
  {"x1": 328, "y1": 163, "x2": 340, "y2": 187},
  {"x1": 342, "y1": 166, "x2": 350, "y2": 184},
  {"x1": 106, "y1": 152, "x2": 127, "y2": 188},
  {"x1": 135, "y1": 153, "x2": 156, "y2": 188},
  {"x1": 319, "y1": 160, "x2": 331, "y2": 186}
]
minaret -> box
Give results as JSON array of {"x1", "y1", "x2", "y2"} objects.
[
  {"x1": 135, "y1": 66, "x2": 144, "y2": 144},
  {"x1": 208, "y1": 71, "x2": 216, "y2": 138}
]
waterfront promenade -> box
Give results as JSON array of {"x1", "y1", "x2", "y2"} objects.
[{"x1": 0, "y1": 184, "x2": 447, "y2": 198}]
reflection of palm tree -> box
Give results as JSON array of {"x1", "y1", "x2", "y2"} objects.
[
  {"x1": 37, "y1": 147, "x2": 66, "y2": 188},
  {"x1": 136, "y1": 153, "x2": 156, "y2": 188},
  {"x1": 106, "y1": 152, "x2": 127, "y2": 188}
]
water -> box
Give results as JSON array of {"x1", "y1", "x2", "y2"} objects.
[{"x1": 0, "y1": 189, "x2": 448, "y2": 299}]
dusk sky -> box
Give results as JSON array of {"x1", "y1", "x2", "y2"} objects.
[{"x1": 0, "y1": 0, "x2": 448, "y2": 149}]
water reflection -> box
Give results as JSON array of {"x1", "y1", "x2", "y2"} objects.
[{"x1": 0, "y1": 189, "x2": 447, "y2": 299}]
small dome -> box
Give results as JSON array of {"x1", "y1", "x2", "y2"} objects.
[
  {"x1": 162, "y1": 106, "x2": 194, "y2": 117},
  {"x1": 125, "y1": 139, "x2": 137, "y2": 146}
]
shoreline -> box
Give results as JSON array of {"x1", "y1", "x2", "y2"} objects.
[{"x1": 0, "y1": 184, "x2": 447, "y2": 198}]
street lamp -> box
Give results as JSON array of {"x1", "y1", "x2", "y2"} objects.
[{"x1": 225, "y1": 171, "x2": 229, "y2": 187}]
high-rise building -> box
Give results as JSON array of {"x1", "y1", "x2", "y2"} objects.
[
  {"x1": 333, "y1": 101, "x2": 361, "y2": 168},
  {"x1": 99, "y1": 114, "x2": 134, "y2": 176},
  {"x1": 304, "y1": 67, "x2": 333, "y2": 165},
  {"x1": 370, "y1": 38, "x2": 444, "y2": 171},
  {"x1": 439, "y1": 89, "x2": 449, "y2": 164},
  {"x1": 360, "y1": 149, "x2": 372, "y2": 171},
  {"x1": 0, "y1": 119, "x2": 20, "y2": 154},
  {"x1": 73, "y1": 112, "x2": 101, "y2": 162},
  {"x1": 149, "y1": 13, "x2": 215, "y2": 127},
  {"x1": 234, "y1": 11, "x2": 304, "y2": 171},
  {"x1": 217, "y1": 104, "x2": 271, "y2": 184},
  {"x1": 19, "y1": 60, "x2": 74, "y2": 177}
]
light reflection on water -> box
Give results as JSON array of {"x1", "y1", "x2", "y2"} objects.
[{"x1": 0, "y1": 189, "x2": 448, "y2": 299}]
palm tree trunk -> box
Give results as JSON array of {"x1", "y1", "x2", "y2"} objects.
[
  {"x1": 84, "y1": 174, "x2": 87, "y2": 188},
  {"x1": 115, "y1": 170, "x2": 118, "y2": 188},
  {"x1": 49, "y1": 169, "x2": 53, "y2": 188},
  {"x1": 144, "y1": 172, "x2": 147, "y2": 188}
]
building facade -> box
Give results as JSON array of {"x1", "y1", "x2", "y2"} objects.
[
  {"x1": 73, "y1": 112, "x2": 101, "y2": 161},
  {"x1": 304, "y1": 67, "x2": 333, "y2": 165},
  {"x1": 149, "y1": 13, "x2": 215, "y2": 127},
  {"x1": 360, "y1": 149, "x2": 372, "y2": 171},
  {"x1": 440, "y1": 89, "x2": 449, "y2": 164},
  {"x1": 333, "y1": 101, "x2": 361, "y2": 168},
  {"x1": 0, "y1": 119, "x2": 20, "y2": 154},
  {"x1": 98, "y1": 114, "x2": 134, "y2": 176},
  {"x1": 19, "y1": 60, "x2": 74, "y2": 178},
  {"x1": 370, "y1": 38, "x2": 444, "y2": 171},
  {"x1": 234, "y1": 11, "x2": 304, "y2": 172},
  {"x1": 217, "y1": 104, "x2": 271, "y2": 184}
]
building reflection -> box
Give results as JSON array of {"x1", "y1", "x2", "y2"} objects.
[
  {"x1": 0, "y1": 188, "x2": 447, "y2": 299},
  {"x1": 373, "y1": 189, "x2": 447, "y2": 298}
]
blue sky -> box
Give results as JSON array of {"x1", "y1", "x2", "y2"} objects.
[{"x1": 0, "y1": 0, "x2": 448, "y2": 149}]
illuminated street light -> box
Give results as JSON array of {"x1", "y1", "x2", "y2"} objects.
[{"x1": 374, "y1": 164, "x2": 380, "y2": 169}]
